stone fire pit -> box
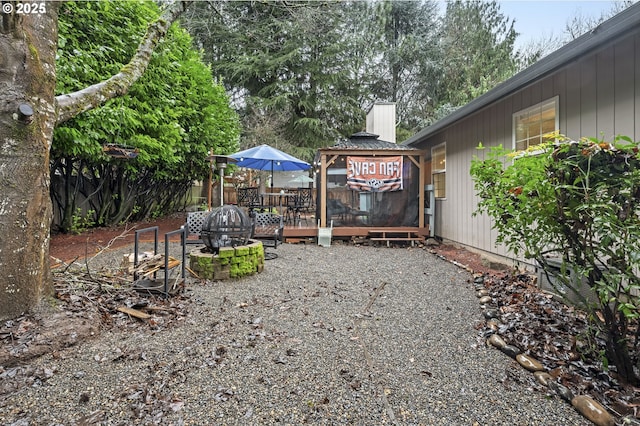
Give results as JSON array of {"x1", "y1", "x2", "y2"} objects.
[{"x1": 188, "y1": 240, "x2": 265, "y2": 280}]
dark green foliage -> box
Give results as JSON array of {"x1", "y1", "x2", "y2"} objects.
[
  {"x1": 435, "y1": 0, "x2": 519, "y2": 115},
  {"x1": 51, "y1": 1, "x2": 240, "y2": 230},
  {"x1": 470, "y1": 135, "x2": 640, "y2": 385},
  {"x1": 184, "y1": 0, "x2": 522, "y2": 148},
  {"x1": 371, "y1": 0, "x2": 441, "y2": 131},
  {"x1": 185, "y1": 1, "x2": 365, "y2": 159}
]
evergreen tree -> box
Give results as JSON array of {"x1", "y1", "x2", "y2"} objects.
[
  {"x1": 434, "y1": 0, "x2": 519, "y2": 120},
  {"x1": 185, "y1": 1, "x2": 366, "y2": 159},
  {"x1": 371, "y1": 0, "x2": 440, "y2": 133},
  {"x1": 185, "y1": 0, "x2": 523, "y2": 145}
]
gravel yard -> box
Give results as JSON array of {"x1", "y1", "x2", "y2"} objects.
[{"x1": 1, "y1": 242, "x2": 589, "y2": 425}]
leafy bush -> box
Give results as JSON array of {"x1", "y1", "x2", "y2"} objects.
[
  {"x1": 470, "y1": 134, "x2": 640, "y2": 385},
  {"x1": 70, "y1": 208, "x2": 96, "y2": 235},
  {"x1": 51, "y1": 1, "x2": 240, "y2": 231}
]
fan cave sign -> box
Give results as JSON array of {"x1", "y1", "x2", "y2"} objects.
[{"x1": 347, "y1": 156, "x2": 403, "y2": 192}]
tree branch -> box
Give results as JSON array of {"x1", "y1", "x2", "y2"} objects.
[{"x1": 54, "y1": 1, "x2": 192, "y2": 125}]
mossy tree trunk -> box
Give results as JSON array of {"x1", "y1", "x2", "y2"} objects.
[
  {"x1": 0, "y1": 5, "x2": 59, "y2": 320},
  {"x1": 0, "y1": 1, "x2": 191, "y2": 320}
]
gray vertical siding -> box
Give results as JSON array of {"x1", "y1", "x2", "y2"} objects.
[
  {"x1": 423, "y1": 30, "x2": 639, "y2": 262},
  {"x1": 581, "y1": 55, "x2": 598, "y2": 137},
  {"x1": 596, "y1": 46, "x2": 615, "y2": 138},
  {"x1": 614, "y1": 38, "x2": 635, "y2": 137},
  {"x1": 629, "y1": 33, "x2": 640, "y2": 140}
]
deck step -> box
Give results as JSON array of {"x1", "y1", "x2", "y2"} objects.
[
  {"x1": 369, "y1": 237, "x2": 424, "y2": 241},
  {"x1": 284, "y1": 237, "x2": 314, "y2": 244},
  {"x1": 367, "y1": 229, "x2": 425, "y2": 246},
  {"x1": 368, "y1": 230, "x2": 424, "y2": 238}
]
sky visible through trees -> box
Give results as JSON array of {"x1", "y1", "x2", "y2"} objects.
[{"x1": 183, "y1": 0, "x2": 631, "y2": 160}]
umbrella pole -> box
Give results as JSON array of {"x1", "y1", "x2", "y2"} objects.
[
  {"x1": 219, "y1": 166, "x2": 224, "y2": 207},
  {"x1": 207, "y1": 152, "x2": 213, "y2": 211}
]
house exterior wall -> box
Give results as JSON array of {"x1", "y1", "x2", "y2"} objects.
[{"x1": 413, "y1": 30, "x2": 640, "y2": 263}]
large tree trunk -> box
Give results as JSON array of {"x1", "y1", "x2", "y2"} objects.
[
  {"x1": 0, "y1": 4, "x2": 59, "y2": 319},
  {"x1": 0, "y1": 1, "x2": 190, "y2": 320}
]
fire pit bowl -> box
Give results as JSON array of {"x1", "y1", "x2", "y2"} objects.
[{"x1": 201, "y1": 205, "x2": 252, "y2": 253}]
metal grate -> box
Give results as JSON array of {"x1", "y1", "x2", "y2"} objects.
[{"x1": 201, "y1": 205, "x2": 252, "y2": 253}]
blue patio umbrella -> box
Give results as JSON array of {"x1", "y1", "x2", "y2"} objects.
[{"x1": 230, "y1": 144, "x2": 311, "y2": 189}]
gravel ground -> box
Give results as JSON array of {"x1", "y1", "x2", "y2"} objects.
[{"x1": 1, "y1": 242, "x2": 590, "y2": 425}]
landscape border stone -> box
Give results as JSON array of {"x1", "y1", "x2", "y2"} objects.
[
  {"x1": 429, "y1": 247, "x2": 618, "y2": 426},
  {"x1": 473, "y1": 273, "x2": 616, "y2": 426}
]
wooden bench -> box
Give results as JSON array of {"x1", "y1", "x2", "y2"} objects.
[
  {"x1": 368, "y1": 229, "x2": 425, "y2": 247},
  {"x1": 251, "y1": 212, "x2": 284, "y2": 248}
]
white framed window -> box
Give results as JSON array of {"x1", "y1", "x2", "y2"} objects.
[
  {"x1": 513, "y1": 97, "x2": 559, "y2": 151},
  {"x1": 431, "y1": 143, "x2": 446, "y2": 199}
]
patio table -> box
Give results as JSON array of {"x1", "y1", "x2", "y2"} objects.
[{"x1": 261, "y1": 192, "x2": 296, "y2": 217}]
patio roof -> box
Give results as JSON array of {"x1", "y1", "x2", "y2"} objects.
[{"x1": 327, "y1": 132, "x2": 417, "y2": 151}]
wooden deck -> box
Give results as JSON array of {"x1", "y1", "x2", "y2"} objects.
[{"x1": 283, "y1": 216, "x2": 429, "y2": 243}]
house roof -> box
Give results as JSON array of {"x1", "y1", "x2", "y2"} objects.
[
  {"x1": 403, "y1": 2, "x2": 640, "y2": 147},
  {"x1": 328, "y1": 131, "x2": 417, "y2": 151}
]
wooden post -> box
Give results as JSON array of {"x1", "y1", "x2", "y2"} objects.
[
  {"x1": 320, "y1": 154, "x2": 327, "y2": 227},
  {"x1": 418, "y1": 153, "x2": 425, "y2": 228}
]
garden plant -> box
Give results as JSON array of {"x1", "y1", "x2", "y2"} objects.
[{"x1": 470, "y1": 134, "x2": 640, "y2": 385}]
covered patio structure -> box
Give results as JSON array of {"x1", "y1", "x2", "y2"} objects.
[{"x1": 303, "y1": 132, "x2": 428, "y2": 242}]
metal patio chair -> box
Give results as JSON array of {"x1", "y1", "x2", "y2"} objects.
[{"x1": 237, "y1": 187, "x2": 262, "y2": 210}]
